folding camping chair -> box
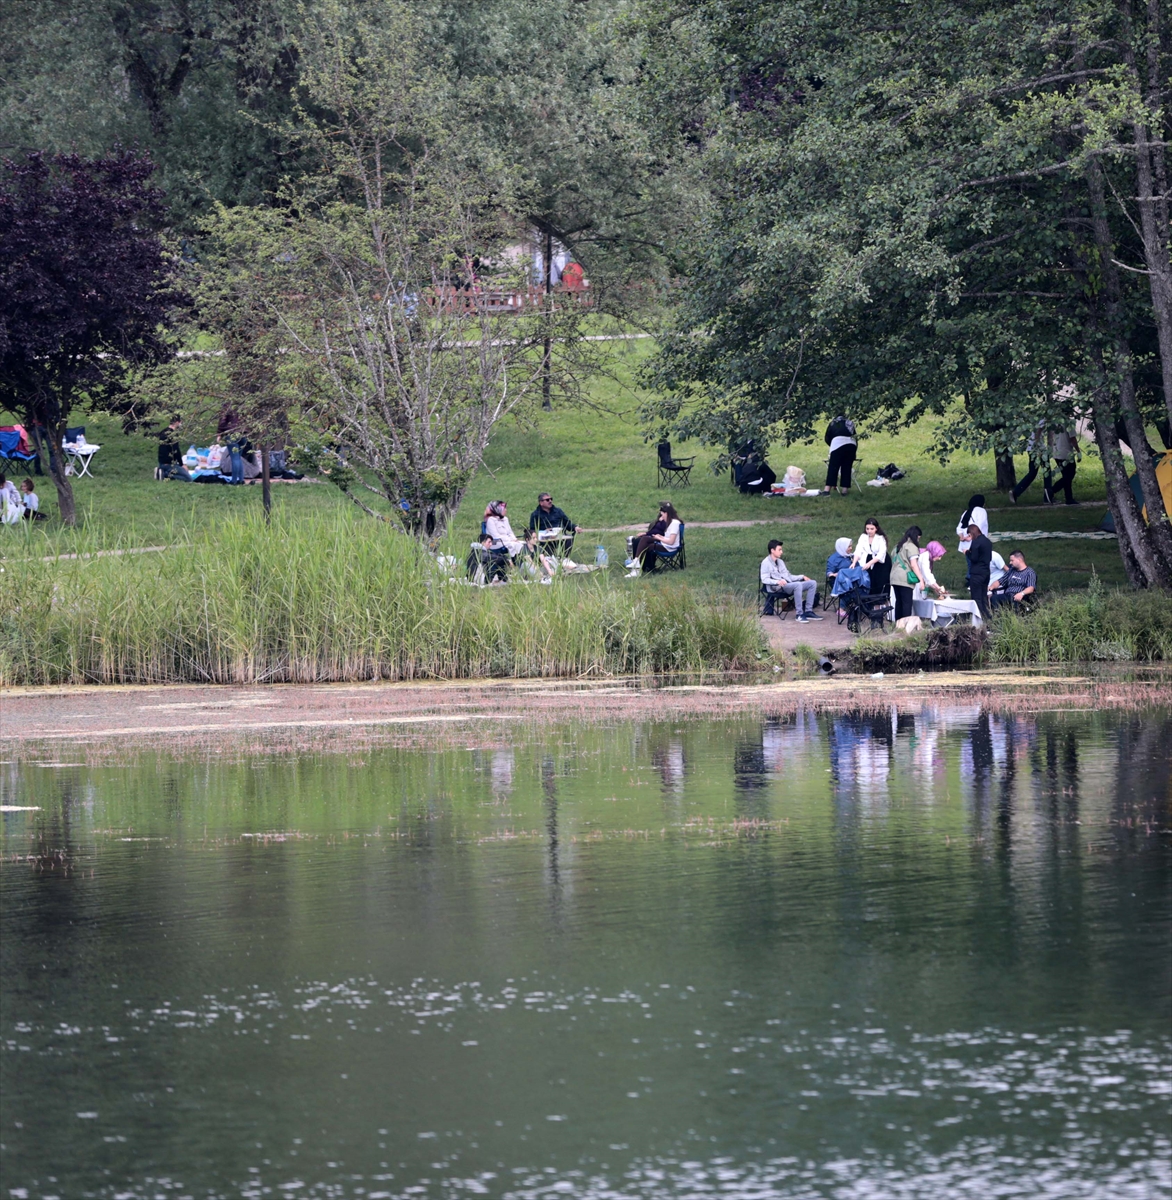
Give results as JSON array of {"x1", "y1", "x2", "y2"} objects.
[
  {"x1": 650, "y1": 523, "x2": 686, "y2": 571},
  {"x1": 657, "y1": 442, "x2": 695, "y2": 488},
  {"x1": 841, "y1": 584, "x2": 892, "y2": 633}
]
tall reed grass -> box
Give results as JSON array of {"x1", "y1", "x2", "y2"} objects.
[
  {"x1": 2, "y1": 513, "x2": 765, "y2": 684},
  {"x1": 987, "y1": 578, "x2": 1172, "y2": 664}
]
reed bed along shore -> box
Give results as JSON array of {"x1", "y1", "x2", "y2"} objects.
[
  {"x1": 985, "y1": 580, "x2": 1172, "y2": 665},
  {"x1": 2, "y1": 513, "x2": 766, "y2": 685}
]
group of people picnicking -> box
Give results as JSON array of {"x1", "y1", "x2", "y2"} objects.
[
  {"x1": 761, "y1": 495, "x2": 1038, "y2": 624},
  {"x1": 473, "y1": 494, "x2": 684, "y2": 583},
  {"x1": 0, "y1": 474, "x2": 43, "y2": 523}
]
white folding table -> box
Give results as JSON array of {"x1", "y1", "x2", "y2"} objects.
[
  {"x1": 913, "y1": 597, "x2": 984, "y2": 629},
  {"x1": 63, "y1": 440, "x2": 101, "y2": 477}
]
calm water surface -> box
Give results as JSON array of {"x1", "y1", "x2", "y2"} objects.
[{"x1": 1, "y1": 703, "x2": 1169, "y2": 1199}]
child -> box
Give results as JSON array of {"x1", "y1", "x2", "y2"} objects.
[
  {"x1": 0, "y1": 473, "x2": 22, "y2": 524},
  {"x1": 20, "y1": 478, "x2": 44, "y2": 520}
]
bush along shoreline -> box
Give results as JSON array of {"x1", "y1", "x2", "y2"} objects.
[
  {"x1": 847, "y1": 579, "x2": 1172, "y2": 673},
  {"x1": 2, "y1": 514, "x2": 766, "y2": 686}
]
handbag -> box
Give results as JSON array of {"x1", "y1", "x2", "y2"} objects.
[{"x1": 897, "y1": 547, "x2": 919, "y2": 585}]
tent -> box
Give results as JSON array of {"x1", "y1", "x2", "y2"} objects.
[{"x1": 1099, "y1": 450, "x2": 1172, "y2": 531}]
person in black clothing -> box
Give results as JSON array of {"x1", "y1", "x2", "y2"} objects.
[
  {"x1": 529, "y1": 492, "x2": 582, "y2": 554},
  {"x1": 824, "y1": 415, "x2": 857, "y2": 494},
  {"x1": 733, "y1": 442, "x2": 777, "y2": 494},
  {"x1": 966, "y1": 523, "x2": 994, "y2": 617},
  {"x1": 156, "y1": 420, "x2": 190, "y2": 480}
]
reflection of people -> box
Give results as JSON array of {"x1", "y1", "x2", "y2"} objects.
[
  {"x1": 625, "y1": 503, "x2": 681, "y2": 577},
  {"x1": 823, "y1": 414, "x2": 857, "y2": 494},
  {"x1": 990, "y1": 549, "x2": 1037, "y2": 608},
  {"x1": 966, "y1": 523, "x2": 994, "y2": 617},
  {"x1": 760, "y1": 538, "x2": 821, "y2": 621}
]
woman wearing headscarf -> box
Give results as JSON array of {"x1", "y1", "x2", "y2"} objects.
[
  {"x1": 483, "y1": 500, "x2": 524, "y2": 557},
  {"x1": 913, "y1": 541, "x2": 949, "y2": 601},
  {"x1": 828, "y1": 536, "x2": 870, "y2": 614}
]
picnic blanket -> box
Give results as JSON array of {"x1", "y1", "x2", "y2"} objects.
[{"x1": 988, "y1": 530, "x2": 1116, "y2": 542}]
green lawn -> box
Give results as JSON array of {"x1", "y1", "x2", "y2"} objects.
[{"x1": 2, "y1": 338, "x2": 1128, "y2": 595}]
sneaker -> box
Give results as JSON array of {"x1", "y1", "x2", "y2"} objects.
[
  {"x1": 796, "y1": 613, "x2": 811, "y2": 622},
  {"x1": 804, "y1": 611, "x2": 824, "y2": 620},
  {"x1": 624, "y1": 569, "x2": 641, "y2": 578},
  {"x1": 1009, "y1": 492, "x2": 1017, "y2": 504},
  {"x1": 623, "y1": 558, "x2": 637, "y2": 567}
]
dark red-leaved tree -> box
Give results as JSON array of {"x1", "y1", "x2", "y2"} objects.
[{"x1": 0, "y1": 151, "x2": 182, "y2": 524}]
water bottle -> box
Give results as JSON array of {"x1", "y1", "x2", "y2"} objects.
[{"x1": 595, "y1": 545, "x2": 608, "y2": 567}]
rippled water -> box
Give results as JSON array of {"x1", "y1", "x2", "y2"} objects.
[{"x1": 2, "y1": 703, "x2": 1169, "y2": 1199}]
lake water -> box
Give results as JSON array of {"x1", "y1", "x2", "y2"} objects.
[{"x1": 2, "y1": 701, "x2": 1169, "y2": 1199}]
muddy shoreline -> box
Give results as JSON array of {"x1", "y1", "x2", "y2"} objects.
[{"x1": 3, "y1": 671, "x2": 1169, "y2": 761}]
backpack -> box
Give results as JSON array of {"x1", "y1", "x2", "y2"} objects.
[{"x1": 876, "y1": 462, "x2": 905, "y2": 480}]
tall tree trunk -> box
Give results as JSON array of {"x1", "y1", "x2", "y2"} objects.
[
  {"x1": 261, "y1": 446, "x2": 271, "y2": 523},
  {"x1": 45, "y1": 414, "x2": 76, "y2": 526},
  {"x1": 995, "y1": 449, "x2": 1017, "y2": 492},
  {"x1": 1086, "y1": 158, "x2": 1172, "y2": 577},
  {"x1": 1125, "y1": 0, "x2": 1172, "y2": 428},
  {"x1": 1092, "y1": 400, "x2": 1168, "y2": 587},
  {"x1": 542, "y1": 226, "x2": 552, "y2": 411}
]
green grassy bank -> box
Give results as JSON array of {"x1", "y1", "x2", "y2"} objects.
[
  {"x1": 847, "y1": 585, "x2": 1172, "y2": 672},
  {"x1": 2, "y1": 513, "x2": 766, "y2": 685},
  {"x1": 2, "y1": 341, "x2": 1132, "y2": 596}
]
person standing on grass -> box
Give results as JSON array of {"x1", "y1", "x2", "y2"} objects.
[
  {"x1": 966, "y1": 523, "x2": 994, "y2": 617},
  {"x1": 760, "y1": 539, "x2": 822, "y2": 621},
  {"x1": 892, "y1": 526, "x2": 924, "y2": 621},
  {"x1": 1046, "y1": 427, "x2": 1079, "y2": 505},
  {"x1": 852, "y1": 517, "x2": 889, "y2": 594},
  {"x1": 823, "y1": 415, "x2": 857, "y2": 494},
  {"x1": 989, "y1": 550, "x2": 1037, "y2": 609}
]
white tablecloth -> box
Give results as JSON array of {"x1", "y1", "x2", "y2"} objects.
[{"x1": 913, "y1": 598, "x2": 983, "y2": 628}]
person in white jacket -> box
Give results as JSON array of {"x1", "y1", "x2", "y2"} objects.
[{"x1": 483, "y1": 500, "x2": 524, "y2": 556}]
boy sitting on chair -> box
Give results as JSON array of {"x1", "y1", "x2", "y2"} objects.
[{"x1": 760, "y1": 539, "x2": 822, "y2": 622}]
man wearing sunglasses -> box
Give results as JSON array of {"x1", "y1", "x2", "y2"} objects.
[{"x1": 529, "y1": 493, "x2": 583, "y2": 555}]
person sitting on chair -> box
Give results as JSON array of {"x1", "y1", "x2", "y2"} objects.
[
  {"x1": 625, "y1": 503, "x2": 681, "y2": 577},
  {"x1": 484, "y1": 500, "x2": 524, "y2": 557},
  {"x1": 529, "y1": 493, "x2": 582, "y2": 553},
  {"x1": 761, "y1": 539, "x2": 822, "y2": 622},
  {"x1": 827, "y1": 537, "x2": 854, "y2": 581},
  {"x1": 989, "y1": 550, "x2": 1037, "y2": 609}
]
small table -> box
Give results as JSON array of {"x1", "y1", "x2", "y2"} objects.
[
  {"x1": 536, "y1": 527, "x2": 575, "y2": 555},
  {"x1": 913, "y1": 597, "x2": 984, "y2": 628},
  {"x1": 63, "y1": 440, "x2": 101, "y2": 477}
]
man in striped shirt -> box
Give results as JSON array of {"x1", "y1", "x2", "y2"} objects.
[{"x1": 989, "y1": 550, "x2": 1038, "y2": 608}]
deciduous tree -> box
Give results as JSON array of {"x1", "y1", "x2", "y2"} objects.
[{"x1": 0, "y1": 150, "x2": 182, "y2": 524}]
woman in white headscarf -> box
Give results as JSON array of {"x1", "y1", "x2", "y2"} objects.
[{"x1": 483, "y1": 500, "x2": 524, "y2": 557}]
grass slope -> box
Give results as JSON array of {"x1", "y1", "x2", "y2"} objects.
[{"x1": 3, "y1": 340, "x2": 1128, "y2": 596}]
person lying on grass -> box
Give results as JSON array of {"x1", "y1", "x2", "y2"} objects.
[
  {"x1": 989, "y1": 550, "x2": 1037, "y2": 609},
  {"x1": 760, "y1": 539, "x2": 822, "y2": 622}
]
